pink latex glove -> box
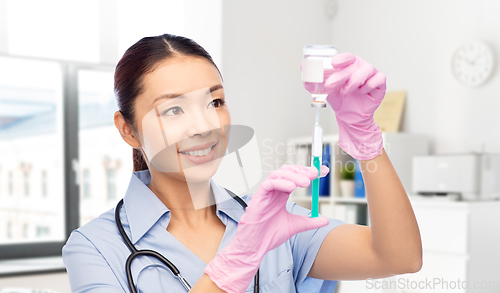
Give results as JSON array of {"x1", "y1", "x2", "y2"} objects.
[
  {"x1": 303, "y1": 52, "x2": 387, "y2": 160},
  {"x1": 204, "y1": 165, "x2": 330, "y2": 293}
]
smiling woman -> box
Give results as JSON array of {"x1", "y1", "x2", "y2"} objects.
[
  {"x1": 62, "y1": 33, "x2": 346, "y2": 293},
  {"x1": 60, "y1": 31, "x2": 424, "y2": 293}
]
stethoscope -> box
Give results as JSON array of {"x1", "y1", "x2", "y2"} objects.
[{"x1": 114, "y1": 188, "x2": 260, "y2": 293}]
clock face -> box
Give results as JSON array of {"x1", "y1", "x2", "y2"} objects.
[{"x1": 452, "y1": 41, "x2": 495, "y2": 87}]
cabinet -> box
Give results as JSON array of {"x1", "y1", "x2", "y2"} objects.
[
  {"x1": 286, "y1": 132, "x2": 429, "y2": 226},
  {"x1": 286, "y1": 133, "x2": 370, "y2": 225},
  {"x1": 329, "y1": 199, "x2": 500, "y2": 293},
  {"x1": 397, "y1": 198, "x2": 500, "y2": 293}
]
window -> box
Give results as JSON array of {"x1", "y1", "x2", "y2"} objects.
[
  {"x1": 41, "y1": 170, "x2": 48, "y2": 198},
  {"x1": 106, "y1": 168, "x2": 116, "y2": 201},
  {"x1": 6, "y1": 222, "x2": 12, "y2": 239},
  {"x1": 78, "y1": 69, "x2": 131, "y2": 226},
  {"x1": 82, "y1": 169, "x2": 90, "y2": 199},
  {"x1": 22, "y1": 223, "x2": 28, "y2": 239},
  {"x1": 0, "y1": 56, "x2": 65, "y2": 257},
  {"x1": 8, "y1": 171, "x2": 13, "y2": 196},
  {"x1": 36, "y1": 226, "x2": 50, "y2": 238},
  {"x1": 1, "y1": 0, "x2": 222, "y2": 260},
  {"x1": 23, "y1": 170, "x2": 30, "y2": 197}
]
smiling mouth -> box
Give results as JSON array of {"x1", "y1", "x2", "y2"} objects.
[{"x1": 178, "y1": 144, "x2": 216, "y2": 157}]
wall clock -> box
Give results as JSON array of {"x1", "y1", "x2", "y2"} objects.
[{"x1": 452, "y1": 41, "x2": 495, "y2": 87}]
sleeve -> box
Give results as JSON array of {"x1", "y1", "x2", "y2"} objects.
[
  {"x1": 287, "y1": 202, "x2": 345, "y2": 291},
  {"x1": 62, "y1": 230, "x2": 125, "y2": 293}
]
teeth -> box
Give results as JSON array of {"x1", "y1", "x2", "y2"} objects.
[{"x1": 181, "y1": 145, "x2": 214, "y2": 157}]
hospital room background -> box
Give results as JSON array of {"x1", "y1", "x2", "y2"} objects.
[{"x1": 1, "y1": 0, "x2": 500, "y2": 292}]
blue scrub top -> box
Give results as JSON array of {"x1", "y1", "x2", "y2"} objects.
[{"x1": 62, "y1": 169, "x2": 344, "y2": 292}]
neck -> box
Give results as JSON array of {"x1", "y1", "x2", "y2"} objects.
[{"x1": 148, "y1": 168, "x2": 217, "y2": 228}]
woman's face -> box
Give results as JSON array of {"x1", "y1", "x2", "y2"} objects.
[{"x1": 133, "y1": 56, "x2": 230, "y2": 182}]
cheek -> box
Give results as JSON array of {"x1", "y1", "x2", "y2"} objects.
[
  {"x1": 217, "y1": 109, "x2": 231, "y2": 126},
  {"x1": 217, "y1": 110, "x2": 231, "y2": 149},
  {"x1": 149, "y1": 144, "x2": 182, "y2": 173},
  {"x1": 163, "y1": 124, "x2": 186, "y2": 147}
]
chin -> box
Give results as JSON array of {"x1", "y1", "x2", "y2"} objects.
[{"x1": 183, "y1": 156, "x2": 223, "y2": 183}]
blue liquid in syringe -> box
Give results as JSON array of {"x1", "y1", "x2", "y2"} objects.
[{"x1": 310, "y1": 109, "x2": 322, "y2": 218}]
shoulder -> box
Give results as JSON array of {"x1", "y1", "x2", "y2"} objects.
[
  {"x1": 74, "y1": 207, "x2": 119, "y2": 242},
  {"x1": 62, "y1": 207, "x2": 129, "y2": 292},
  {"x1": 63, "y1": 206, "x2": 127, "y2": 260}
]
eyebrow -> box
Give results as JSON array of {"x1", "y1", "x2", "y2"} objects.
[{"x1": 151, "y1": 84, "x2": 224, "y2": 106}]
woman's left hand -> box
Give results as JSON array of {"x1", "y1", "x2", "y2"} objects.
[
  {"x1": 325, "y1": 52, "x2": 386, "y2": 160},
  {"x1": 303, "y1": 52, "x2": 387, "y2": 160}
]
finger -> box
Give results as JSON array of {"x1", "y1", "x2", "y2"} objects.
[
  {"x1": 323, "y1": 64, "x2": 358, "y2": 92},
  {"x1": 268, "y1": 170, "x2": 311, "y2": 188},
  {"x1": 320, "y1": 165, "x2": 330, "y2": 177},
  {"x1": 360, "y1": 71, "x2": 387, "y2": 96},
  {"x1": 368, "y1": 88, "x2": 387, "y2": 103},
  {"x1": 289, "y1": 214, "x2": 329, "y2": 236},
  {"x1": 280, "y1": 164, "x2": 330, "y2": 179},
  {"x1": 342, "y1": 62, "x2": 378, "y2": 96},
  {"x1": 279, "y1": 165, "x2": 320, "y2": 181},
  {"x1": 258, "y1": 178, "x2": 297, "y2": 194},
  {"x1": 361, "y1": 92, "x2": 384, "y2": 114},
  {"x1": 331, "y1": 52, "x2": 356, "y2": 69}
]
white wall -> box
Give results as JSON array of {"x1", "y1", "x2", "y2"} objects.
[
  {"x1": 222, "y1": 0, "x2": 338, "y2": 190},
  {"x1": 331, "y1": 0, "x2": 500, "y2": 155}
]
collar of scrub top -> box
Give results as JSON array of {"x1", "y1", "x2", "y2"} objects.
[{"x1": 122, "y1": 169, "x2": 246, "y2": 245}]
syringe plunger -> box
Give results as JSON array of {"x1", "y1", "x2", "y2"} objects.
[{"x1": 312, "y1": 124, "x2": 323, "y2": 157}]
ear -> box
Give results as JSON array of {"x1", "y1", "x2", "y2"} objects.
[{"x1": 114, "y1": 111, "x2": 141, "y2": 148}]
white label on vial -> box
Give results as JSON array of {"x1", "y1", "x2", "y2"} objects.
[{"x1": 302, "y1": 59, "x2": 324, "y2": 83}]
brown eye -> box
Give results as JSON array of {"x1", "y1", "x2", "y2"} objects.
[{"x1": 209, "y1": 98, "x2": 226, "y2": 108}]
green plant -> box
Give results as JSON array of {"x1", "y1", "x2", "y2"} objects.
[{"x1": 340, "y1": 163, "x2": 355, "y2": 180}]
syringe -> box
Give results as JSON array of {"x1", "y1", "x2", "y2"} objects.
[{"x1": 310, "y1": 109, "x2": 323, "y2": 218}]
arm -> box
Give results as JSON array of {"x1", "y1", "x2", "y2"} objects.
[
  {"x1": 62, "y1": 231, "x2": 125, "y2": 293},
  {"x1": 190, "y1": 274, "x2": 226, "y2": 292},
  {"x1": 307, "y1": 148, "x2": 422, "y2": 280},
  {"x1": 300, "y1": 52, "x2": 422, "y2": 281}
]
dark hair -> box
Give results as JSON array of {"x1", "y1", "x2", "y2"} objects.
[{"x1": 114, "y1": 33, "x2": 222, "y2": 172}]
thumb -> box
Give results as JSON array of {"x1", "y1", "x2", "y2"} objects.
[{"x1": 289, "y1": 214, "x2": 329, "y2": 236}]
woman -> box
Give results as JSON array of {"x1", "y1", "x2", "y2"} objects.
[{"x1": 62, "y1": 34, "x2": 422, "y2": 293}]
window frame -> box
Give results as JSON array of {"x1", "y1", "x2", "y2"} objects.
[{"x1": 0, "y1": 54, "x2": 115, "y2": 261}]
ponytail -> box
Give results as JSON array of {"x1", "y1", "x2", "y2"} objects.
[{"x1": 133, "y1": 148, "x2": 149, "y2": 172}]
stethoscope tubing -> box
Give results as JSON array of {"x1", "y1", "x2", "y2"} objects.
[{"x1": 115, "y1": 189, "x2": 259, "y2": 293}]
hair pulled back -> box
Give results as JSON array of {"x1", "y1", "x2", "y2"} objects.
[{"x1": 114, "y1": 34, "x2": 221, "y2": 171}]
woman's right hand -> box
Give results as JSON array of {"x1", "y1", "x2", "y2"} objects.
[{"x1": 204, "y1": 164, "x2": 330, "y2": 293}]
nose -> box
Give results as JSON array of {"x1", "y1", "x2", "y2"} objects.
[{"x1": 186, "y1": 107, "x2": 220, "y2": 137}]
